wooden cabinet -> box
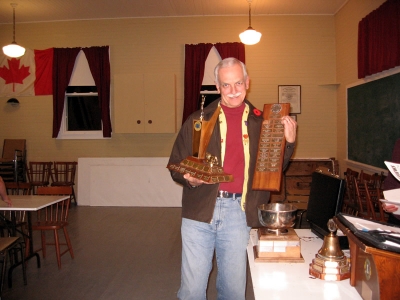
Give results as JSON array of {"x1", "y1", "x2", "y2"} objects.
[
  {"x1": 114, "y1": 73, "x2": 176, "y2": 133},
  {"x1": 270, "y1": 158, "x2": 338, "y2": 209}
]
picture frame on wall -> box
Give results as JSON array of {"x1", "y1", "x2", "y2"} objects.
[
  {"x1": 289, "y1": 114, "x2": 297, "y2": 121},
  {"x1": 278, "y1": 85, "x2": 301, "y2": 114}
]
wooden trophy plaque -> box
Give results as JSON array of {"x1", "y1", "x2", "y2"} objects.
[
  {"x1": 252, "y1": 103, "x2": 290, "y2": 191},
  {"x1": 167, "y1": 104, "x2": 233, "y2": 183}
]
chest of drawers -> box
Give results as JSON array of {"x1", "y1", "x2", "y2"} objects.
[{"x1": 270, "y1": 158, "x2": 338, "y2": 209}]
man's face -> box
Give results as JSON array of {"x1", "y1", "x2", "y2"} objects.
[{"x1": 216, "y1": 63, "x2": 249, "y2": 108}]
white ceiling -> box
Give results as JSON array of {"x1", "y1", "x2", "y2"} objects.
[{"x1": 0, "y1": 0, "x2": 349, "y2": 24}]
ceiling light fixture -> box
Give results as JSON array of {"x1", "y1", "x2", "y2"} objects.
[
  {"x1": 239, "y1": 0, "x2": 262, "y2": 45},
  {"x1": 3, "y1": 3, "x2": 25, "y2": 58}
]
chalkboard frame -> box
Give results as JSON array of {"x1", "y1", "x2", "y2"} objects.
[{"x1": 347, "y1": 70, "x2": 400, "y2": 169}]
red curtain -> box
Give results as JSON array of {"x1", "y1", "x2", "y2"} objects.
[
  {"x1": 182, "y1": 42, "x2": 246, "y2": 124},
  {"x1": 358, "y1": 0, "x2": 400, "y2": 78},
  {"x1": 215, "y1": 42, "x2": 246, "y2": 63},
  {"x1": 82, "y1": 46, "x2": 112, "y2": 137},
  {"x1": 52, "y1": 47, "x2": 81, "y2": 138}
]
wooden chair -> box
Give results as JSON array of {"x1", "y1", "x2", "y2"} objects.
[
  {"x1": 353, "y1": 178, "x2": 375, "y2": 220},
  {"x1": 377, "y1": 171, "x2": 387, "y2": 189},
  {"x1": 26, "y1": 161, "x2": 52, "y2": 194},
  {"x1": 342, "y1": 168, "x2": 359, "y2": 215},
  {"x1": 0, "y1": 139, "x2": 26, "y2": 182},
  {"x1": 32, "y1": 186, "x2": 74, "y2": 269},
  {"x1": 2, "y1": 182, "x2": 32, "y2": 258},
  {"x1": 3, "y1": 182, "x2": 32, "y2": 234},
  {"x1": 364, "y1": 184, "x2": 388, "y2": 222},
  {"x1": 50, "y1": 162, "x2": 77, "y2": 205},
  {"x1": 0, "y1": 237, "x2": 27, "y2": 295}
]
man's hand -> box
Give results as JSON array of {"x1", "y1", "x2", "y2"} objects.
[
  {"x1": 183, "y1": 173, "x2": 211, "y2": 187},
  {"x1": 281, "y1": 116, "x2": 297, "y2": 143},
  {"x1": 3, "y1": 196, "x2": 12, "y2": 207},
  {"x1": 383, "y1": 203, "x2": 399, "y2": 213}
]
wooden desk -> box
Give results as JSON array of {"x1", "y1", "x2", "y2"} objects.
[
  {"x1": 0, "y1": 195, "x2": 68, "y2": 275},
  {"x1": 247, "y1": 229, "x2": 362, "y2": 299}
]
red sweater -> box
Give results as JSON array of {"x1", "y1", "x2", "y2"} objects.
[{"x1": 219, "y1": 103, "x2": 245, "y2": 193}]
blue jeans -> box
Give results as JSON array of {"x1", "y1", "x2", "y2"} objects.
[{"x1": 178, "y1": 196, "x2": 251, "y2": 300}]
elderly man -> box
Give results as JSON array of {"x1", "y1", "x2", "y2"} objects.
[{"x1": 168, "y1": 57, "x2": 297, "y2": 299}]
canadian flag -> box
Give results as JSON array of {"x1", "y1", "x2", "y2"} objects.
[{"x1": 0, "y1": 48, "x2": 53, "y2": 97}]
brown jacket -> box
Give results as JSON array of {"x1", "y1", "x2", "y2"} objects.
[{"x1": 168, "y1": 99, "x2": 295, "y2": 227}]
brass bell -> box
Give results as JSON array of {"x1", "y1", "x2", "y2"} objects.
[
  {"x1": 317, "y1": 219, "x2": 344, "y2": 260},
  {"x1": 309, "y1": 219, "x2": 350, "y2": 281}
]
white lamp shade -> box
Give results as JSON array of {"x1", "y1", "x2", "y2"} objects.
[
  {"x1": 239, "y1": 28, "x2": 262, "y2": 45},
  {"x1": 3, "y1": 42, "x2": 25, "y2": 58}
]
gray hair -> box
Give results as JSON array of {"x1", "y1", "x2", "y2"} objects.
[{"x1": 214, "y1": 57, "x2": 248, "y2": 85}]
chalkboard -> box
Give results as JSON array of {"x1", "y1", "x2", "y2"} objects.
[{"x1": 347, "y1": 72, "x2": 400, "y2": 169}]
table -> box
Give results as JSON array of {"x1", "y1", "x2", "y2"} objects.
[
  {"x1": 247, "y1": 229, "x2": 362, "y2": 300},
  {"x1": 0, "y1": 195, "x2": 68, "y2": 275}
]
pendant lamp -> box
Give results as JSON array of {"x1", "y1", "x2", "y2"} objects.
[
  {"x1": 3, "y1": 3, "x2": 25, "y2": 58},
  {"x1": 239, "y1": 0, "x2": 262, "y2": 45}
]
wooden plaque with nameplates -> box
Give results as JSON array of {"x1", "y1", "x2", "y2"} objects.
[
  {"x1": 167, "y1": 97, "x2": 234, "y2": 183},
  {"x1": 252, "y1": 103, "x2": 290, "y2": 191}
]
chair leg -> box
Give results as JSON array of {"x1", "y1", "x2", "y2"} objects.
[
  {"x1": 63, "y1": 227, "x2": 74, "y2": 259},
  {"x1": 21, "y1": 245, "x2": 27, "y2": 285},
  {"x1": 54, "y1": 230, "x2": 61, "y2": 269},
  {"x1": 24, "y1": 236, "x2": 30, "y2": 258},
  {"x1": 72, "y1": 186, "x2": 77, "y2": 205},
  {"x1": 41, "y1": 231, "x2": 47, "y2": 258},
  {"x1": 0, "y1": 252, "x2": 7, "y2": 297},
  {"x1": 8, "y1": 242, "x2": 27, "y2": 288}
]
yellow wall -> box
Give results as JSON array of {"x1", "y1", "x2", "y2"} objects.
[{"x1": 0, "y1": 1, "x2": 387, "y2": 171}]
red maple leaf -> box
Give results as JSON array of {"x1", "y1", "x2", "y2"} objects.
[{"x1": 0, "y1": 58, "x2": 31, "y2": 92}]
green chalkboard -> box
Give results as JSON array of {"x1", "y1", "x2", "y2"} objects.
[{"x1": 347, "y1": 72, "x2": 400, "y2": 169}]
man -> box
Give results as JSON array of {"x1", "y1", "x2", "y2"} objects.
[
  {"x1": 168, "y1": 57, "x2": 297, "y2": 299},
  {"x1": 0, "y1": 176, "x2": 12, "y2": 206}
]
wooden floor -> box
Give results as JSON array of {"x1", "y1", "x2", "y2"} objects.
[{"x1": 2, "y1": 206, "x2": 255, "y2": 300}]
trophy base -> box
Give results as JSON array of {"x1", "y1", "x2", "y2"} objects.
[
  {"x1": 254, "y1": 228, "x2": 304, "y2": 263},
  {"x1": 167, "y1": 156, "x2": 233, "y2": 183}
]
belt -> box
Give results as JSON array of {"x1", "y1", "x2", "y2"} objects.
[{"x1": 218, "y1": 190, "x2": 242, "y2": 198}]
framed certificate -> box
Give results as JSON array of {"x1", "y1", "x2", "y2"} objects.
[{"x1": 278, "y1": 85, "x2": 301, "y2": 114}]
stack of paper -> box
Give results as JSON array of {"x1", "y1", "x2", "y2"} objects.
[{"x1": 382, "y1": 162, "x2": 400, "y2": 215}]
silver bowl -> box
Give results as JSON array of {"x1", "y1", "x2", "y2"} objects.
[{"x1": 258, "y1": 203, "x2": 298, "y2": 233}]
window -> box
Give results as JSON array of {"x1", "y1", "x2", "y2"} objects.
[
  {"x1": 199, "y1": 85, "x2": 219, "y2": 109},
  {"x1": 57, "y1": 50, "x2": 109, "y2": 139},
  {"x1": 58, "y1": 86, "x2": 103, "y2": 139}
]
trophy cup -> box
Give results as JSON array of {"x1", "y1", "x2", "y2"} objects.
[{"x1": 167, "y1": 96, "x2": 233, "y2": 183}]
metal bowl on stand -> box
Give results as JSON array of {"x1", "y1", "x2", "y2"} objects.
[{"x1": 258, "y1": 203, "x2": 298, "y2": 234}]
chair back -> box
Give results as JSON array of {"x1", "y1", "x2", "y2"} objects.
[
  {"x1": 4, "y1": 182, "x2": 32, "y2": 195},
  {"x1": 1, "y1": 139, "x2": 26, "y2": 160},
  {"x1": 35, "y1": 186, "x2": 72, "y2": 222},
  {"x1": 343, "y1": 168, "x2": 359, "y2": 215},
  {"x1": 364, "y1": 184, "x2": 387, "y2": 222},
  {"x1": 2, "y1": 182, "x2": 32, "y2": 234},
  {"x1": 50, "y1": 162, "x2": 77, "y2": 185},
  {"x1": 0, "y1": 139, "x2": 27, "y2": 182},
  {"x1": 26, "y1": 162, "x2": 52, "y2": 191},
  {"x1": 353, "y1": 177, "x2": 373, "y2": 219}
]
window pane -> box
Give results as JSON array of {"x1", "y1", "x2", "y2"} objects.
[{"x1": 67, "y1": 96, "x2": 102, "y2": 131}]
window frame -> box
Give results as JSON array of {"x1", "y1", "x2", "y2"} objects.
[{"x1": 57, "y1": 90, "x2": 106, "y2": 140}]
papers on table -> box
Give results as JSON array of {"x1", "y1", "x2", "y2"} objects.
[
  {"x1": 385, "y1": 161, "x2": 400, "y2": 182},
  {"x1": 383, "y1": 161, "x2": 400, "y2": 214}
]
